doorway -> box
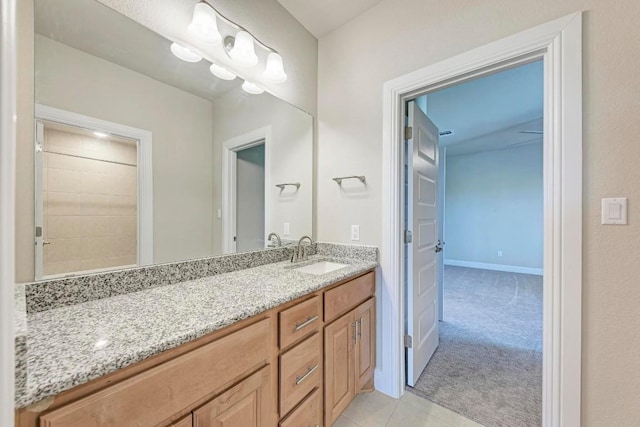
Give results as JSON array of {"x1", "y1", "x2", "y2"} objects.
[
  {"x1": 222, "y1": 125, "x2": 272, "y2": 254},
  {"x1": 235, "y1": 143, "x2": 266, "y2": 252},
  {"x1": 380, "y1": 14, "x2": 583, "y2": 427},
  {"x1": 34, "y1": 104, "x2": 153, "y2": 279},
  {"x1": 404, "y1": 61, "x2": 544, "y2": 426}
]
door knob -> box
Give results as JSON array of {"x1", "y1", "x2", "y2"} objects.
[{"x1": 435, "y1": 240, "x2": 444, "y2": 253}]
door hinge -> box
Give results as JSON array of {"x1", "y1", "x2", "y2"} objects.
[
  {"x1": 405, "y1": 126, "x2": 413, "y2": 140},
  {"x1": 404, "y1": 230, "x2": 412, "y2": 244},
  {"x1": 404, "y1": 335, "x2": 413, "y2": 348}
]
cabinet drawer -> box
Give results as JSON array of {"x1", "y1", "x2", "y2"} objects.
[
  {"x1": 279, "y1": 333, "x2": 321, "y2": 417},
  {"x1": 279, "y1": 296, "x2": 321, "y2": 349},
  {"x1": 324, "y1": 272, "x2": 374, "y2": 323},
  {"x1": 279, "y1": 388, "x2": 321, "y2": 427},
  {"x1": 40, "y1": 318, "x2": 270, "y2": 427}
]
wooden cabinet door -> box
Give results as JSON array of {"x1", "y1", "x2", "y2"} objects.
[
  {"x1": 193, "y1": 366, "x2": 271, "y2": 427},
  {"x1": 354, "y1": 297, "x2": 375, "y2": 392},
  {"x1": 324, "y1": 311, "x2": 355, "y2": 427}
]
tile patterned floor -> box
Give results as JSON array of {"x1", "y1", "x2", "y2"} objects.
[{"x1": 335, "y1": 390, "x2": 484, "y2": 427}]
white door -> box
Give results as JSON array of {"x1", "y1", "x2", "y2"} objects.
[{"x1": 406, "y1": 100, "x2": 440, "y2": 386}]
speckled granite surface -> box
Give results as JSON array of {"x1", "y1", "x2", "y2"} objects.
[
  {"x1": 14, "y1": 284, "x2": 27, "y2": 402},
  {"x1": 16, "y1": 253, "x2": 377, "y2": 408},
  {"x1": 24, "y1": 246, "x2": 299, "y2": 313},
  {"x1": 316, "y1": 242, "x2": 378, "y2": 262}
]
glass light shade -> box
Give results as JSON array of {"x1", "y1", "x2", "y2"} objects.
[
  {"x1": 229, "y1": 31, "x2": 258, "y2": 67},
  {"x1": 210, "y1": 64, "x2": 236, "y2": 80},
  {"x1": 263, "y1": 52, "x2": 287, "y2": 83},
  {"x1": 241, "y1": 81, "x2": 264, "y2": 95},
  {"x1": 188, "y1": 3, "x2": 222, "y2": 44},
  {"x1": 170, "y1": 43, "x2": 202, "y2": 63}
]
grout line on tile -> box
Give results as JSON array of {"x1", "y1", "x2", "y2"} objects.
[
  {"x1": 341, "y1": 412, "x2": 362, "y2": 426},
  {"x1": 383, "y1": 403, "x2": 400, "y2": 427}
]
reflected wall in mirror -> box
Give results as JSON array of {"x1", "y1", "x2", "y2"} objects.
[{"x1": 26, "y1": 0, "x2": 313, "y2": 280}]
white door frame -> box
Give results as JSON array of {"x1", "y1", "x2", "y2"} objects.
[
  {"x1": 34, "y1": 104, "x2": 154, "y2": 273},
  {"x1": 380, "y1": 13, "x2": 582, "y2": 427},
  {"x1": 0, "y1": 0, "x2": 17, "y2": 425},
  {"x1": 221, "y1": 125, "x2": 272, "y2": 254}
]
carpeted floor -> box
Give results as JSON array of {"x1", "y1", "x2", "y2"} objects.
[{"x1": 408, "y1": 266, "x2": 543, "y2": 427}]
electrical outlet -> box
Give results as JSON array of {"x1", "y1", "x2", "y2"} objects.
[
  {"x1": 497, "y1": 250, "x2": 503, "y2": 257},
  {"x1": 351, "y1": 225, "x2": 360, "y2": 241},
  {"x1": 283, "y1": 222, "x2": 290, "y2": 236}
]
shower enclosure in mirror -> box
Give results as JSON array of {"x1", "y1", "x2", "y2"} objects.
[{"x1": 28, "y1": 0, "x2": 313, "y2": 280}]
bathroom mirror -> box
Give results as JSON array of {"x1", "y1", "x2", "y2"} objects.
[{"x1": 28, "y1": 0, "x2": 313, "y2": 279}]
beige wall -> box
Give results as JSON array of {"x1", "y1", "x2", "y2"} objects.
[
  {"x1": 317, "y1": 0, "x2": 640, "y2": 424},
  {"x1": 42, "y1": 127, "x2": 137, "y2": 276},
  {"x1": 19, "y1": 34, "x2": 216, "y2": 280},
  {"x1": 211, "y1": 88, "x2": 313, "y2": 250}
]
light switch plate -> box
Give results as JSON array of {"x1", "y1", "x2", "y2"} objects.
[{"x1": 601, "y1": 197, "x2": 628, "y2": 225}]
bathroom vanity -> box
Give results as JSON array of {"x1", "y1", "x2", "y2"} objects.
[
  {"x1": 14, "y1": 245, "x2": 377, "y2": 427},
  {"x1": 14, "y1": 1, "x2": 377, "y2": 425}
]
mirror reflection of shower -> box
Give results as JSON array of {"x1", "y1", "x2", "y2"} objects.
[{"x1": 35, "y1": 119, "x2": 138, "y2": 279}]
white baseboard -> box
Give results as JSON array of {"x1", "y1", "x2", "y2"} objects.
[{"x1": 444, "y1": 259, "x2": 543, "y2": 276}]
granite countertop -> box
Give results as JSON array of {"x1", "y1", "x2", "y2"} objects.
[{"x1": 17, "y1": 254, "x2": 377, "y2": 408}]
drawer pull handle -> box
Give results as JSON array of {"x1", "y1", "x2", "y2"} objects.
[
  {"x1": 295, "y1": 365, "x2": 318, "y2": 385},
  {"x1": 295, "y1": 315, "x2": 318, "y2": 331}
]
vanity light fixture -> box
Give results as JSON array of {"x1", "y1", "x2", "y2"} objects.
[
  {"x1": 93, "y1": 131, "x2": 109, "y2": 138},
  {"x1": 188, "y1": 2, "x2": 222, "y2": 44},
  {"x1": 170, "y1": 42, "x2": 202, "y2": 63},
  {"x1": 187, "y1": 1, "x2": 288, "y2": 83},
  {"x1": 227, "y1": 31, "x2": 259, "y2": 67},
  {"x1": 263, "y1": 52, "x2": 288, "y2": 84},
  {"x1": 210, "y1": 63, "x2": 236, "y2": 80},
  {"x1": 242, "y1": 80, "x2": 264, "y2": 95}
]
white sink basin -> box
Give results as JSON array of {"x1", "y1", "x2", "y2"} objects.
[{"x1": 295, "y1": 261, "x2": 348, "y2": 275}]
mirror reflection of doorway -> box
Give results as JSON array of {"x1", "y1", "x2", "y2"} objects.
[
  {"x1": 35, "y1": 119, "x2": 139, "y2": 279},
  {"x1": 235, "y1": 142, "x2": 265, "y2": 253}
]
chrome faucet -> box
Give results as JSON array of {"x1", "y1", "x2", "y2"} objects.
[
  {"x1": 267, "y1": 232, "x2": 282, "y2": 247},
  {"x1": 292, "y1": 235, "x2": 314, "y2": 262}
]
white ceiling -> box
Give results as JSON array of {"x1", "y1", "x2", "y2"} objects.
[
  {"x1": 421, "y1": 61, "x2": 544, "y2": 156},
  {"x1": 276, "y1": 0, "x2": 385, "y2": 38}
]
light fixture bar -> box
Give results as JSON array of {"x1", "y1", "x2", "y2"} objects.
[{"x1": 203, "y1": 2, "x2": 280, "y2": 55}]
